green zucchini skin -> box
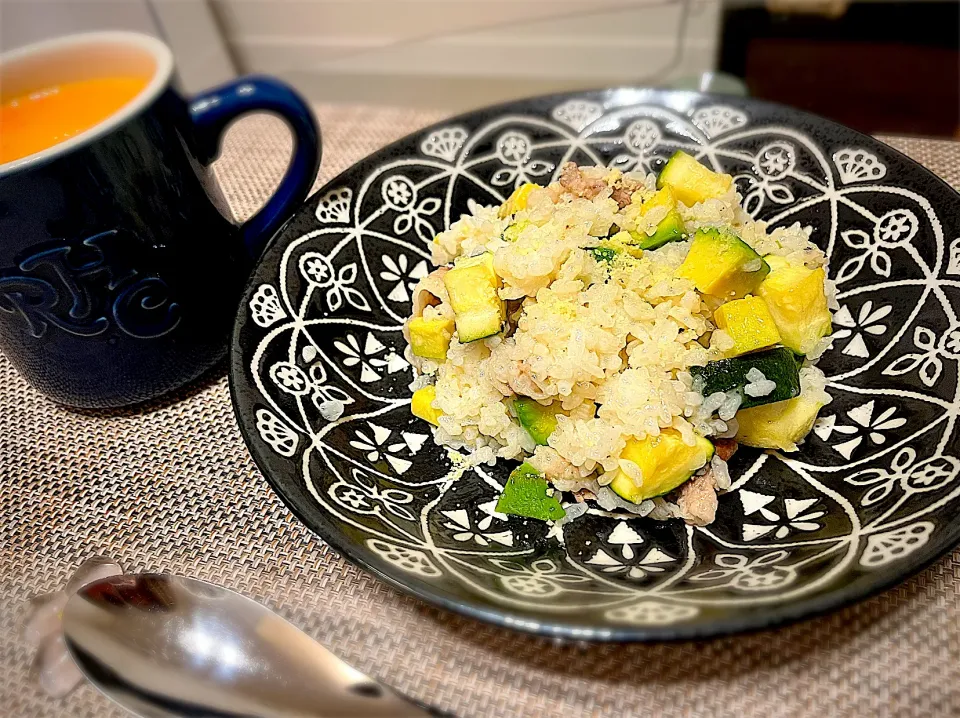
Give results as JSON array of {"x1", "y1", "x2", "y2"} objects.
[{"x1": 690, "y1": 347, "x2": 802, "y2": 409}]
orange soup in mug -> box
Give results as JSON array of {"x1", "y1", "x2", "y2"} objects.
[
  {"x1": 0, "y1": 76, "x2": 148, "y2": 163},
  {"x1": 0, "y1": 31, "x2": 319, "y2": 408}
]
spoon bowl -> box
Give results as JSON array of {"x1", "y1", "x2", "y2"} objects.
[{"x1": 62, "y1": 573, "x2": 436, "y2": 718}]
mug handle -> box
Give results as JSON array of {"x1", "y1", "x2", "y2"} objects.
[{"x1": 188, "y1": 75, "x2": 321, "y2": 258}]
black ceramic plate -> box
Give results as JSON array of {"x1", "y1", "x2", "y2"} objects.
[{"x1": 230, "y1": 89, "x2": 960, "y2": 640}]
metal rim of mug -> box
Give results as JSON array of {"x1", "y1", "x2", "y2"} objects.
[{"x1": 0, "y1": 31, "x2": 175, "y2": 178}]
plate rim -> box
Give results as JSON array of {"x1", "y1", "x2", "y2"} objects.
[{"x1": 228, "y1": 87, "x2": 960, "y2": 641}]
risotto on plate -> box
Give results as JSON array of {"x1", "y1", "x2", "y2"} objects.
[{"x1": 403, "y1": 152, "x2": 836, "y2": 527}]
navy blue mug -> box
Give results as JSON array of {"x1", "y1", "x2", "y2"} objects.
[{"x1": 0, "y1": 32, "x2": 320, "y2": 408}]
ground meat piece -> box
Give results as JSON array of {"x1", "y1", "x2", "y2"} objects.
[
  {"x1": 677, "y1": 471, "x2": 719, "y2": 527},
  {"x1": 713, "y1": 438, "x2": 738, "y2": 462},
  {"x1": 611, "y1": 186, "x2": 631, "y2": 208},
  {"x1": 558, "y1": 162, "x2": 606, "y2": 200},
  {"x1": 611, "y1": 177, "x2": 643, "y2": 208},
  {"x1": 503, "y1": 298, "x2": 524, "y2": 336}
]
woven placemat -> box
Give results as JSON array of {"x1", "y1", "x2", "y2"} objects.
[{"x1": 2, "y1": 105, "x2": 960, "y2": 718}]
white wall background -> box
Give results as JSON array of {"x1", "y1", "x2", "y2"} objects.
[
  {"x1": 210, "y1": 0, "x2": 722, "y2": 109},
  {"x1": 0, "y1": 0, "x2": 721, "y2": 109},
  {"x1": 0, "y1": 0, "x2": 158, "y2": 46},
  {"x1": 0, "y1": 0, "x2": 235, "y2": 93}
]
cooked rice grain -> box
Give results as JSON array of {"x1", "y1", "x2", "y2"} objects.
[{"x1": 413, "y1": 164, "x2": 830, "y2": 505}]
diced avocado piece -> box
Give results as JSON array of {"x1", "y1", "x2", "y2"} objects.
[
  {"x1": 628, "y1": 187, "x2": 687, "y2": 250},
  {"x1": 411, "y1": 385, "x2": 443, "y2": 425},
  {"x1": 407, "y1": 316, "x2": 455, "y2": 360},
  {"x1": 736, "y1": 395, "x2": 826, "y2": 452},
  {"x1": 503, "y1": 219, "x2": 531, "y2": 242},
  {"x1": 499, "y1": 183, "x2": 539, "y2": 218},
  {"x1": 611, "y1": 429, "x2": 714, "y2": 503},
  {"x1": 758, "y1": 256, "x2": 833, "y2": 356},
  {"x1": 495, "y1": 463, "x2": 566, "y2": 520},
  {"x1": 690, "y1": 346, "x2": 801, "y2": 410},
  {"x1": 443, "y1": 252, "x2": 505, "y2": 342},
  {"x1": 514, "y1": 398, "x2": 559, "y2": 445},
  {"x1": 657, "y1": 151, "x2": 733, "y2": 206},
  {"x1": 677, "y1": 228, "x2": 770, "y2": 299},
  {"x1": 713, "y1": 295, "x2": 782, "y2": 357},
  {"x1": 587, "y1": 246, "x2": 618, "y2": 263}
]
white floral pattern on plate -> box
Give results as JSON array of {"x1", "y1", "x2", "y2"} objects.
[{"x1": 233, "y1": 92, "x2": 960, "y2": 637}]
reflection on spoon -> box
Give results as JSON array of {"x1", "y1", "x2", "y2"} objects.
[{"x1": 63, "y1": 573, "x2": 447, "y2": 717}]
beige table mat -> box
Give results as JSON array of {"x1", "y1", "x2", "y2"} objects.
[{"x1": 3, "y1": 104, "x2": 960, "y2": 718}]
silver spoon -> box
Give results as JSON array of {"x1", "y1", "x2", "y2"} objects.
[{"x1": 62, "y1": 573, "x2": 446, "y2": 717}]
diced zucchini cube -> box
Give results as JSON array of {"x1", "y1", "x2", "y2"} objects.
[
  {"x1": 499, "y1": 183, "x2": 539, "y2": 218},
  {"x1": 454, "y1": 308, "x2": 502, "y2": 343},
  {"x1": 677, "y1": 228, "x2": 770, "y2": 299},
  {"x1": 610, "y1": 429, "x2": 714, "y2": 503},
  {"x1": 641, "y1": 186, "x2": 676, "y2": 214},
  {"x1": 628, "y1": 186, "x2": 687, "y2": 250},
  {"x1": 637, "y1": 211, "x2": 685, "y2": 250},
  {"x1": 443, "y1": 252, "x2": 505, "y2": 342},
  {"x1": 657, "y1": 151, "x2": 733, "y2": 206},
  {"x1": 713, "y1": 295, "x2": 782, "y2": 357},
  {"x1": 408, "y1": 316, "x2": 455, "y2": 360},
  {"x1": 690, "y1": 346, "x2": 802, "y2": 410},
  {"x1": 758, "y1": 257, "x2": 833, "y2": 356},
  {"x1": 736, "y1": 395, "x2": 825, "y2": 452},
  {"x1": 411, "y1": 385, "x2": 443, "y2": 425},
  {"x1": 503, "y1": 219, "x2": 531, "y2": 242}
]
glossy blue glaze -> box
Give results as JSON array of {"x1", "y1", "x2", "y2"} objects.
[
  {"x1": 0, "y1": 77, "x2": 320, "y2": 408},
  {"x1": 189, "y1": 76, "x2": 321, "y2": 258}
]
